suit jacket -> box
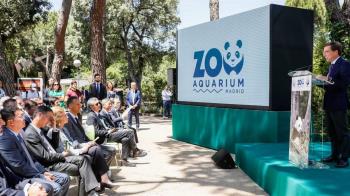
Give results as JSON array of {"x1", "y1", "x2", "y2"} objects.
[
  {"x1": 0, "y1": 154, "x2": 29, "y2": 196},
  {"x1": 126, "y1": 90, "x2": 141, "y2": 108},
  {"x1": 0, "y1": 128, "x2": 45, "y2": 179},
  {"x1": 86, "y1": 111, "x2": 109, "y2": 144},
  {"x1": 0, "y1": 166, "x2": 24, "y2": 196},
  {"x1": 107, "y1": 108, "x2": 124, "y2": 128},
  {"x1": 324, "y1": 57, "x2": 350, "y2": 111},
  {"x1": 63, "y1": 113, "x2": 90, "y2": 147},
  {"x1": 23, "y1": 113, "x2": 32, "y2": 131},
  {"x1": 24, "y1": 124, "x2": 65, "y2": 167},
  {"x1": 99, "y1": 109, "x2": 116, "y2": 129},
  {"x1": 89, "y1": 82, "x2": 107, "y2": 100}
]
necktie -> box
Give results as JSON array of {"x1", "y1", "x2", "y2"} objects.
[
  {"x1": 96, "y1": 83, "x2": 100, "y2": 95},
  {"x1": 17, "y1": 135, "x2": 38, "y2": 171},
  {"x1": 327, "y1": 64, "x2": 334, "y2": 78},
  {"x1": 71, "y1": 115, "x2": 87, "y2": 141}
]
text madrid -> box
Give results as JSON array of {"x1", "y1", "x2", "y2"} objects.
[{"x1": 192, "y1": 78, "x2": 245, "y2": 88}]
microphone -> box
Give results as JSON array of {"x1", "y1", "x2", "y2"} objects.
[{"x1": 288, "y1": 65, "x2": 312, "y2": 77}]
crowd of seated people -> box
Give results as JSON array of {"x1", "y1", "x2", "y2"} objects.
[{"x1": 0, "y1": 93, "x2": 147, "y2": 196}]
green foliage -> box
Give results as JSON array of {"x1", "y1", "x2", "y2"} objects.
[
  {"x1": 1, "y1": 0, "x2": 179, "y2": 113},
  {"x1": 286, "y1": 0, "x2": 329, "y2": 134},
  {"x1": 287, "y1": 0, "x2": 350, "y2": 135},
  {"x1": 141, "y1": 55, "x2": 175, "y2": 113},
  {"x1": 65, "y1": 0, "x2": 91, "y2": 70},
  {"x1": 327, "y1": 20, "x2": 350, "y2": 61},
  {"x1": 106, "y1": 60, "x2": 128, "y2": 87},
  {"x1": 105, "y1": 0, "x2": 180, "y2": 85},
  {"x1": 286, "y1": 0, "x2": 327, "y2": 31},
  {"x1": 0, "y1": 0, "x2": 52, "y2": 40},
  {"x1": 5, "y1": 12, "x2": 57, "y2": 69}
]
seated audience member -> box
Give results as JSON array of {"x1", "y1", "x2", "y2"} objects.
[
  {"x1": 82, "y1": 87, "x2": 89, "y2": 111},
  {"x1": 43, "y1": 78, "x2": 55, "y2": 106},
  {"x1": 48, "y1": 82, "x2": 64, "y2": 107},
  {"x1": 0, "y1": 154, "x2": 51, "y2": 196},
  {"x1": 22, "y1": 99, "x2": 38, "y2": 130},
  {"x1": 32, "y1": 98, "x2": 44, "y2": 106},
  {"x1": 0, "y1": 96, "x2": 10, "y2": 110},
  {"x1": 87, "y1": 98, "x2": 146, "y2": 167},
  {"x1": 63, "y1": 96, "x2": 116, "y2": 167},
  {"x1": 23, "y1": 106, "x2": 102, "y2": 195},
  {"x1": 0, "y1": 114, "x2": 52, "y2": 196},
  {"x1": 0, "y1": 81, "x2": 6, "y2": 98},
  {"x1": 2, "y1": 98, "x2": 17, "y2": 112},
  {"x1": 14, "y1": 96, "x2": 25, "y2": 110},
  {"x1": 52, "y1": 106, "x2": 117, "y2": 190},
  {"x1": 48, "y1": 97, "x2": 60, "y2": 107},
  {"x1": 108, "y1": 99, "x2": 139, "y2": 143},
  {"x1": 0, "y1": 108, "x2": 70, "y2": 196},
  {"x1": 27, "y1": 83, "x2": 40, "y2": 100},
  {"x1": 66, "y1": 80, "x2": 83, "y2": 100}
]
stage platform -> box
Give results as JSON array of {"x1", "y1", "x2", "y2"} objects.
[
  {"x1": 172, "y1": 104, "x2": 290, "y2": 153},
  {"x1": 235, "y1": 143, "x2": 350, "y2": 196}
]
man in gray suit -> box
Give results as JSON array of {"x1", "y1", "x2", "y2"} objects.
[
  {"x1": 93, "y1": 98, "x2": 147, "y2": 166},
  {"x1": 24, "y1": 106, "x2": 101, "y2": 196}
]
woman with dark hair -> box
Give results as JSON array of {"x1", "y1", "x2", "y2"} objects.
[
  {"x1": 48, "y1": 81, "x2": 65, "y2": 107},
  {"x1": 106, "y1": 81, "x2": 116, "y2": 99},
  {"x1": 66, "y1": 81, "x2": 82, "y2": 98}
]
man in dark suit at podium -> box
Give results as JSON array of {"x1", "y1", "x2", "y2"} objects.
[{"x1": 320, "y1": 41, "x2": 350, "y2": 168}]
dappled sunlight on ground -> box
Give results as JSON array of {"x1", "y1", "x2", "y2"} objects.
[{"x1": 69, "y1": 116, "x2": 267, "y2": 196}]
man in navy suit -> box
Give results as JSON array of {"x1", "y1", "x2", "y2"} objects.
[
  {"x1": 0, "y1": 153, "x2": 51, "y2": 196},
  {"x1": 126, "y1": 82, "x2": 142, "y2": 129},
  {"x1": 89, "y1": 73, "x2": 107, "y2": 100},
  {"x1": 22, "y1": 99, "x2": 37, "y2": 130},
  {"x1": 0, "y1": 108, "x2": 70, "y2": 195},
  {"x1": 0, "y1": 118, "x2": 52, "y2": 196},
  {"x1": 320, "y1": 41, "x2": 350, "y2": 167}
]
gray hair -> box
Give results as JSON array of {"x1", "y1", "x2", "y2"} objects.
[
  {"x1": 87, "y1": 97, "x2": 99, "y2": 108},
  {"x1": 101, "y1": 98, "x2": 111, "y2": 107},
  {"x1": 0, "y1": 96, "x2": 10, "y2": 110}
]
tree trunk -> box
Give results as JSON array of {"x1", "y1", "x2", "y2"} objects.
[
  {"x1": 344, "y1": 0, "x2": 350, "y2": 25},
  {"x1": 51, "y1": 0, "x2": 72, "y2": 82},
  {"x1": 324, "y1": 0, "x2": 343, "y2": 21},
  {"x1": 45, "y1": 46, "x2": 51, "y2": 79},
  {"x1": 0, "y1": 38, "x2": 15, "y2": 96},
  {"x1": 91, "y1": 0, "x2": 106, "y2": 84},
  {"x1": 210, "y1": 0, "x2": 219, "y2": 21},
  {"x1": 123, "y1": 40, "x2": 142, "y2": 90}
]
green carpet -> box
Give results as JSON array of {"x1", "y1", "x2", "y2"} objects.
[
  {"x1": 172, "y1": 104, "x2": 290, "y2": 153},
  {"x1": 235, "y1": 143, "x2": 350, "y2": 196}
]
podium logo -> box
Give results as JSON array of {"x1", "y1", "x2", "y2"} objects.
[{"x1": 193, "y1": 39, "x2": 244, "y2": 77}]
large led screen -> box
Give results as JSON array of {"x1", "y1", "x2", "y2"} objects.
[{"x1": 177, "y1": 6, "x2": 270, "y2": 107}]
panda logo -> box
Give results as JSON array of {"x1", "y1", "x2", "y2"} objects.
[{"x1": 223, "y1": 40, "x2": 244, "y2": 75}]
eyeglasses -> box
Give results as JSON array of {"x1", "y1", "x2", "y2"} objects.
[{"x1": 94, "y1": 103, "x2": 100, "y2": 106}]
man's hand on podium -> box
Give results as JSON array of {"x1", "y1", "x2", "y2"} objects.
[{"x1": 315, "y1": 75, "x2": 329, "y2": 81}]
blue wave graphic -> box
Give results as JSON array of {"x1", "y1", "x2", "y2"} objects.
[{"x1": 193, "y1": 89, "x2": 223, "y2": 93}]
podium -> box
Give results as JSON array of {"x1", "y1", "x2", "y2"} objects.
[{"x1": 288, "y1": 70, "x2": 333, "y2": 168}]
